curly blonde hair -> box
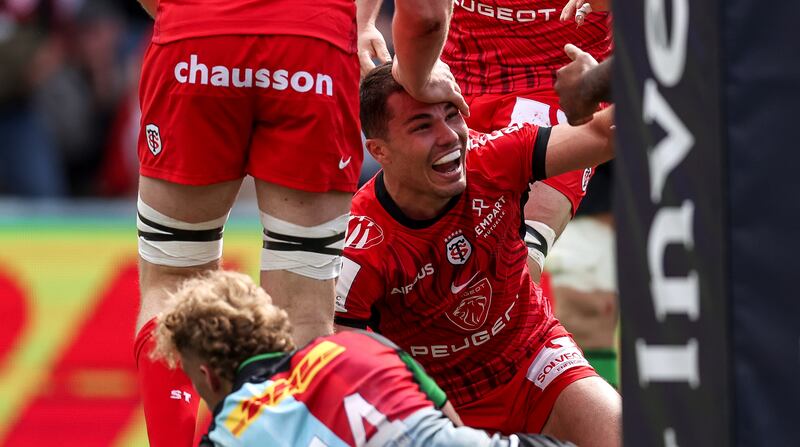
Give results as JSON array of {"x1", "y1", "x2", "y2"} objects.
[{"x1": 151, "y1": 270, "x2": 295, "y2": 383}]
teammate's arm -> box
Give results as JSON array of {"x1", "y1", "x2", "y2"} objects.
[
  {"x1": 541, "y1": 107, "x2": 615, "y2": 179},
  {"x1": 357, "y1": 0, "x2": 391, "y2": 78},
  {"x1": 137, "y1": 0, "x2": 156, "y2": 18},
  {"x1": 391, "y1": 0, "x2": 468, "y2": 115}
]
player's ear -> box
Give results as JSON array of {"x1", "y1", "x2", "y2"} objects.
[
  {"x1": 365, "y1": 138, "x2": 391, "y2": 165},
  {"x1": 199, "y1": 364, "x2": 222, "y2": 393}
]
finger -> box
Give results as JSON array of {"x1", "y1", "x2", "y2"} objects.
[
  {"x1": 373, "y1": 39, "x2": 391, "y2": 63},
  {"x1": 561, "y1": 0, "x2": 577, "y2": 21},
  {"x1": 564, "y1": 44, "x2": 582, "y2": 61},
  {"x1": 575, "y1": 3, "x2": 592, "y2": 26},
  {"x1": 358, "y1": 51, "x2": 377, "y2": 77},
  {"x1": 453, "y1": 92, "x2": 470, "y2": 117}
]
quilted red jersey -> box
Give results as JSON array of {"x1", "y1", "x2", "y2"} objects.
[
  {"x1": 152, "y1": 0, "x2": 357, "y2": 53},
  {"x1": 442, "y1": 0, "x2": 612, "y2": 96},
  {"x1": 335, "y1": 123, "x2": 560, "y2": 407}
]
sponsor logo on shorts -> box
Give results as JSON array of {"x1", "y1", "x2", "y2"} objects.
[
  {"x1": 173, "y1": 54, "x2": 334, "y2": 96},
  {"x1": 391, "y1": 263, "x2": 435, "y2": 295},
  {"x1": 145, "y1": 124, "x2": 162, "y2": 156},
  {"x1": 454, "y1": 1, "x2": 557, "y2": 23},
  {"x1": 344, "y1": 216, "x2": 384, "y2": 250},
  {"x1": 446, "y1": 277, "x2": 492, "y2": 331},
  {"x1": 581, "y1": 168, "x2": 592, "y2": 192},
  {"x1": 338, "y1": 156, "x2": 352, "y2": 169},
  {"x1": 526, "y1": 336, "x2": 590, "y2": 390},
  {"x1": 445, "y1": 231, "x2": 472, "y2": 265}
]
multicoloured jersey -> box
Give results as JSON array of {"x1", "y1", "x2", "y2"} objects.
[
  {"x1": 442, "y1": 0, "x2": 612, "y2": 96},
  {"x1": 152, "y1": 0, "x2": 357, "y2": 53},
  {"x1": 334, "y1": 124, "x2": 560, "y2": 407},
  {"x1": 200, "y1": 331, "x2": 572, "y2": 447}
]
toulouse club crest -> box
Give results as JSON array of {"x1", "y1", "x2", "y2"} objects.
[
  {"x1": 444, "y1": 231, "x2": 472, "y2": 265},
  {"x1": 145, "y1": 124, "x2": 162, "y2": 156}
]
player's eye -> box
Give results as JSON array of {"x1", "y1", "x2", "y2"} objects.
[
  {"x1": 412, "y1": 123, "x2": 431, "y2": 132},
  {"x1": 446, "y1": 112, "x2": 459, "y2": 121}
]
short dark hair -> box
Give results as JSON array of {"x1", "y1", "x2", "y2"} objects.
[{"x1": 360, "y1": 62, "x2": 405, "y2": 139}]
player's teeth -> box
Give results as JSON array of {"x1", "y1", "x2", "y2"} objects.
[{"x1": 433, "y1": 150, "x2": 461, "y2": 166}]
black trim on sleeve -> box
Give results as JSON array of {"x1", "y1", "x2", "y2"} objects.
[
  {"x1": 532, "y1": 126, "x2": 551, "y2": 181},
  {"x1": 333, "y1": 316, "x2": 369, "y2": 329}
]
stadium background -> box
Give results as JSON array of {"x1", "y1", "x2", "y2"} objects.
[
  {"x1": 4, "y1": 0, "x2": 800, "y2": 445},
  {"x1": 0, "y1": 1, "x2": 392, "y2": 444}
]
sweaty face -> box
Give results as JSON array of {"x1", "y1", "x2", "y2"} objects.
[{"x1": 383, "y1": 93, "x2": 469, "y2": 202}]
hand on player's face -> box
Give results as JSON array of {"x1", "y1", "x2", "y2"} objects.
[
  {"x1": 385, "y1": 92, "x2": 469, "y2": 200},
  {"x1": 555, "y1": 44, "x2": 600, "y2": 126},
  {"x1": 392, "y1": 59, "x2": 470, "y2": 118}
]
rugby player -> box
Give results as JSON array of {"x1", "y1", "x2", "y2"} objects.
[
  {"x1": 334, "y1": 64, "x2": 621, "y2": 447},
  {"x1": 152, "y1": 270, "x2": 573, "y2": 447},
  {"x1": 357, "y1": 0, "x2": 620, "y2": 387},
  {"x1": 132, "y1": 0, "x2": 463, "y2": 445}
]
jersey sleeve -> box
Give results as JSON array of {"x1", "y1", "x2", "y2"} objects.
[
  {"x1": 468, "y1": 124, "x2": 552, "y2": 192},
  {"x1": 356, "y1": 331, "x2": 448, "y2": 408},
  {"x1": 334, "y1": 253, "x2": 385, "y2": 328}
]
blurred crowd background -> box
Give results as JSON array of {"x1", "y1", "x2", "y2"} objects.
[{"x1": 0, "y1": 0, "x2": 395, "y2": 198}]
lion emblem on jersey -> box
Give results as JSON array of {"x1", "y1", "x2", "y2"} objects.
[{"x1": 446, "y1": 278, "x2": 492, "y2": 331}]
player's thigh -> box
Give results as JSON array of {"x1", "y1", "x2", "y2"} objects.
[
  {"x1": 139, "y1": 176, "x2": 243, "y2": 223},
  {"x1": 247, "y1": 35, "x2": 362, "y2": 208},
  {"x1": 254, "y1": 181, "x2": 352, "y2": 227},
  {"x1": 541, "y1": 376, "x2": 621, "y2": 447}
]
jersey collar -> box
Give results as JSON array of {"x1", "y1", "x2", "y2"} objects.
[{"x1": 375, "y1": 171, "x2": 462, "y2": 229}]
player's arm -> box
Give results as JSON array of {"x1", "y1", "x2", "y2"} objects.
[
  {"x1": 137, "y1": 0, "x2": 157, "y2": 18},
  {"x1": 357, "y1": 0, "x2": 391, "y2": 77},
  {"x1": 541, "y1": 107, "x2": 615, "y2": 179},
  {"x1": 391, "y1": 0, "x2": 468, "y2": 115}
]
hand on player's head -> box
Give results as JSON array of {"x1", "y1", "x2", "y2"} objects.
[{"x1": 392, "y1": 58, "x2": 470, "y2": 118}]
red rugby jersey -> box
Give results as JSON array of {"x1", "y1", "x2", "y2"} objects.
[
  {"x1": 335, "y1": 123, "x2": 560, "y2": 407},
  {"x1": 442, "y1": 0, "x2": 612, "y2": 96},
  {"x1": 152, "y1": 0, "x2": 357, "y2": 53}
]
